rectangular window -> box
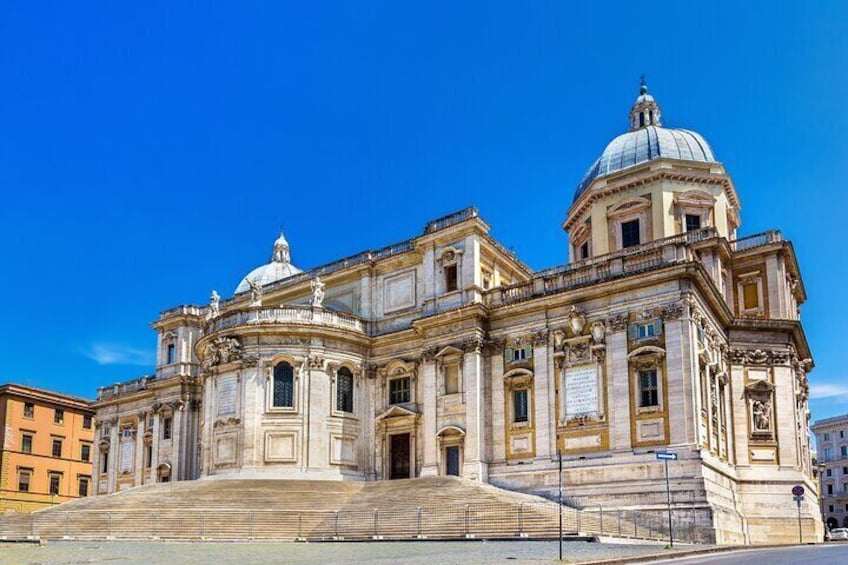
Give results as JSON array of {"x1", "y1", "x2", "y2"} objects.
[
  {"x1": 78, "y1": 477, "x2": 90, "y2": 497},
  {"x1": 83, "y1": 414, "x2": 92, "y2": 429},
  {"x1": 842, "y1": 446, "x2": 847, "y2": 458},
  {"x1": 830, "y1": 504, "x2": 835, "y2": 512},
  {"x1": 841, "y1": 430, "x2": 845, "y2": 438},
  {"x1": 273, "y1": 363, "x2": 295, "y2": 408},
  {"x1": 826, "y1": 433, "x2": 831, "y2": 441},
  {"x1": 444, "y1": 264, "x2": 458, "y2": 292},
  {"x1": 81, "y1": 444, "x2": 91, "y2": 462},
  {"x1": 513, "y1": 348, "x2": 527, "y2": 361},
  {"x1": 828, "y1": 484, "x2": 833, "y2": 495},
  {"x1": 828, "y1": 468, "x2": 833, "y2": 477},
  {"x1": 843, "y1": 466, "x2": 848, "y2": 474},
  {"x1": 52, "y1": 439, "x2": 63, "y2": 458},
  {"x1": 444, "y1": 364, "x2": 460, "y2": 395},
  {"x1": 162, "y1": 417, "x2": 172, "y2": 440},
  {"x1": 49, "y1": 474, "x2": 61, "y2": 495},
  {"x1": 826, "y1": 448, "x2": 834, "y2": 461},
  {"x1": 639, "y1": 369, "x2": 659, "y2": 407},
  {"x1": 621, "y1": 219, "x2": 641, "y2": 248},
  {"x1": 629, "y1": 320, "x2": 663, "y2": 340},
  {"x1": 146, "y1": 444, "x2": 153, "y2": 468},
  {"x1": 389, "y1": 377, "x2": 411, "y2": 405},
  {"x1": 21, "y1": 433, "x2": 33, "y2": 454},
  {"x1": 23, "y1": 402, "x2": 34, "y2": 419},
  {"x1": 685, "y1": 214, "x2": 702, "y2": 232},
  {"x1": 18, "y1": 470, "x2": 31, "y2": 492},
  {"x1": 336, "y1": 370, "x2": 354, "y2": 413},
  {"x1": 54, "y1": 409, "x2": 64, "y2": 424},
  {"x1": 742, "y1": 282, "x2": 759, "y2": 310},
  {"x1": 167, "y1": 343, "x2": 176, "y2": 364},
  {"x1": 101, "y1": 453, "x2": 109, "y2": 474},
  {"x1": 580, "y1": 241, "x2": 590, "y2": 260},
  {"x1": 513, "y1": 389, "x2": 529, "y2": 423}
]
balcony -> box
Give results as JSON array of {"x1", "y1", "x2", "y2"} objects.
[
  {"x1": 207, "y1": 305, "x2": 366, "y2": 335},
  {"x1": 97, "y1": 375, "x2": 157, "y2": 401}
]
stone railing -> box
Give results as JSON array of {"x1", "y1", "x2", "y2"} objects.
[
  {"x1": 207, "y1": 305, "x2": 366, "y2": 334},
  {"x1": 730, "y1": 230, "x2": 783, "y2": 252},
  {"x1": 423, "y1": 207, "x2": 479, "y2": 234},
  {"x1": 97, "y1": 375, "x2": 157, "y2": 401},
  {"x1": 486, "y1": 230, "x2": 709, "y2": 308}
]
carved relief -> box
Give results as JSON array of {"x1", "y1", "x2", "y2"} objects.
[{"x1": 202, "y1": 336, "x2": 242, "y2": 369}]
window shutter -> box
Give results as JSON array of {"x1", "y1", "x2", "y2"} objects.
[
  {"x1": 653, "y1": 318, "x2": 663, "y2": 336},
  {"x1": 524, "y1": 345, "x2": 533, "y2": 360},
  {"x1": 505, "y1": 348, "x2": 514, "y2": 363},
  {"x1": 628, "y1": 324, "x2": 638, "y2": 341}
]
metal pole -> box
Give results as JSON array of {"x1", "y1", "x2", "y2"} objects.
[
  {"x1": 797, "y1": 498, "x2": 802, "y2": 544},
  {"x1": 665, "y1": 459, "x2": 673, "y2": 548},
  {"x1": 558, "y1": 448, "x2": 563, "y2": 561}
]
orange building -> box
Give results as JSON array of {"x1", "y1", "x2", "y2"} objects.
[{"x1": 0, "y1": 383, "x2": 95, "y2": 512}]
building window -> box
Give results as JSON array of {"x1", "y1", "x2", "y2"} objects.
[
  {"x1": 742, "y1": 283, "x2": 759, "y2": 310},
  {"x1": 629, "y1": 320, "x2": 662, "y2": 340},
  {"x1": 23, "y1": 402, "x2": 34, "y2": 419},
  {"x1": 162, "y1": 417, "x2": 172, "y2": 440},
  {"x1": 49, "y1": 474, "x2": 61, "y2": 495},
  {"x1": 272, "y1": 362, "x2": 295, "y2": 408},
  {"x1": 81, "y1": 444, "x2": 91, "y2": 462},
  {"x1": 145, "y1": 444, "x2": 153, "y2": 468},
  {"x1": 842, "y1": 446, "x2": 847, "y2": 458},
  {"x1": 621, "y1": 219, "x2": 641, "y2": 248},
  {"x1": 444, "y1": 364, "x2": 460, "y2": 395},
  {"x1": 389, "y1": 377, "x2": 411, "y2": 405},
  {"x1": 830, "y1": 504, "x2": 835, "y2": 512},
  {"x1": 52, "y1": 439, "x2": 63, "y2": 458},
  {"x1": 21, "y1": 433, "x2": 33, "y2": 454},
  {"x1": 828, "y1": 484, "x2": 834, "y2": 495},
  {"x1": 54, "y1": 409, "x2": 64, "y2": 424},
  {"x1": 828, "y1": 468, "x2": 833, "y2": 477},
  {"x1": 639, "y1": 369, "x2": 659, "y2": 407},
  {"x1": 167, "y1": 343, "x2": 176, "y2": 364},
  {"x1": 513, "y1": 389, "x2": 529, "y2": 423},
  {"x1": 78, "y1": 477, "x2": 90, "y2": 497},
  {"x1": 843, "y1": 466, "x2": 848, "y2": 474},
  {"x1": 826, "y1": 433, "x2": 831, "y2": 441},
  {"x1": 18, "y1": 470, "x2": 32, "y2": 492},
  {"x1": 83, "y1": 414, "x2": 92, "y2": 429},
  {"x1": 580, "y1": 241, "x2": 590, "y2": 260},
  {"x1": 101, "y1": 453, "x2": 109, "y2": 474},
  {"x1": 513, "y1": 348, "x2": 526, "y2": 361},
  {"x1": 841, "y1": 431, "x2": 845, "y2": 439},
  {"x1": 444, "y1": 264, "x2": 458, "y2": 292},
  {"x1": 825, "y1": 448, "x2": 834, "y2": 461},
  {"x1": 336, "y1": 368, "x2": 354, "y2": 414},
  {"x1": 685, "y1": 214, "x2": 702, "y2": 232}
]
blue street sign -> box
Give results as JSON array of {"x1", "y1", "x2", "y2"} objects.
[{"x1": 656, "y1": 452, "x2": 678, "y2": 461}]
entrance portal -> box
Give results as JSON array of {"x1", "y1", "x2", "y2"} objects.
[
  {"x1": 445, "y1": 446, "x2": 460, "y2": 476},
  {"x1": 389, "y1": 433, "x2": 411, "y2": 479}
]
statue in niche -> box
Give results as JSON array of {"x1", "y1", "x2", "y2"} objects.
[
  {"x1": 752, "y1": 399, "x2": 771, "y2": 432},
  {"x1": 207, "y1": 290, "x2": 220, "y2": 319},
  {"x1": 247, "y1": 279, "x2": 262, "y2": 306},
  {"x1": 311, "y1": 276, "x2": 325, "y2": 307}
]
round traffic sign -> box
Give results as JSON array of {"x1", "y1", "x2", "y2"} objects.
[{"x1": 792, "y1": 485, "x2": 805, "y2": 496}]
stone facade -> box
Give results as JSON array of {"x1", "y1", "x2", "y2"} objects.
[{"x1": 93, "y1": 83, "x2": 821, "y2": 544}]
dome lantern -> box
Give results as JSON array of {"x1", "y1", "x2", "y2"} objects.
[{"x1": 628, "y1": 76, "x2": 662, "y2": 131}]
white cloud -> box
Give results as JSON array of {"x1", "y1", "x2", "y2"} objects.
[
  {"x1": 810, "y1": 383, "x2": 848, "y2": 400},
  {"x1": 84, "y1": 343, "x2": 155, "y2": 366}
]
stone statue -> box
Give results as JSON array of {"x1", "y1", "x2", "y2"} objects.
[
  {"x1": 208, "y1": 290, "x2": 220, "y2": 319},
  {"x1": 247, "y1": 279, "x2": 262, "y2": 306},
  {"x1": 311, "y1": 276, "x2": 325, "y2": 307},
  {"x1": 752, "y1": 399, "x2": 771, "y2": 431}
]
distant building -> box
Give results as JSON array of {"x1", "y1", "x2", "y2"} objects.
[
  {"x1": 811, "y1": 415, "x2": 848, "y2": 530},
  {"x1": 0, "y1": 384, "x2": 95, "y2": 512},
  {"x1": 93, "y1": 81, "x2": 820, "y2": 544}
]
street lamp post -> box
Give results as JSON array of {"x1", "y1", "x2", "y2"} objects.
[{"x1": 558, "y1": 447, "x2": 563, "y2": 561}]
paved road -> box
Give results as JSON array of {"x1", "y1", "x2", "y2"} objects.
[{"x1": 644, "y1": 543, "x2": 848, "y2": 565}]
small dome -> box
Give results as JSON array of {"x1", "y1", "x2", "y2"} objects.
[
  {"x1": 234, "y1": 231, "x2": 302, "y2": 295},
  {"x1": 574, "y1": 79, "x2": 717, "y2": 201}
]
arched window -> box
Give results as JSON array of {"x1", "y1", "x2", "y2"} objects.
[
  {"x1": 273, "y1": 362, "x2": 295, "y2": 408},
  {"x1": 336, "y1": 367, "x2": 354, "y2": 413}
]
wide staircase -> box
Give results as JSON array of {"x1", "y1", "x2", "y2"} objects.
[{"x1": 0, "y1": 477, "x2": 581, "y2": 541}]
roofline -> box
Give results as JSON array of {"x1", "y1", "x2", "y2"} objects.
[{"x1": 0, "y1": 383, "x2": 95, "y2": 410}]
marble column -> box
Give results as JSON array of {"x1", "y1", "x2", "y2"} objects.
[
  {"x1": 134, "y1": 414, "x2": 146, "y2": 486},
  {"x1": 171, "y1": 405, "x2": 183, "y2": 481},
  {"x1": 91, "y1": 425, "x2": 102, "y2": 495},
  {"x1": 107, "y1": 424, "x2": 119, "y2": 493},
  {"x1": 607, "y1": 330, "x2": 631, "y2": 451},
  {"x1": 532, "y1": 338, "x2": 553, "y2": 460},
  {"x1": 420, "y1": 359, "x2": 438, "y2": 477},
  {"x1": 151, "y1": 413, "x2": 161, "y2": 482},
  {"x1": 462, "y1": 342, "x2": 487, "y2": 481}
]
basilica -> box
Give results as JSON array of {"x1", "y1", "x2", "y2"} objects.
[{"x1": 92, "y1": 81, "x2": 820, "y2": 544}]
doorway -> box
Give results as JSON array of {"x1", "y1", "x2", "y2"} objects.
[
  {"x1": 389, "y1": 433, "x2": 411, "y2": 479},
  {"x1": 445, "y1": 446, "x2": 460, "y2": 476}
]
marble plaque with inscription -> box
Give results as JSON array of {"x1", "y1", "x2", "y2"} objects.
[
  {"x1": 120, "y1": 441, "x2": 134, "y2": 474},
  {"x1": 565, "y1": 365, "x2": 599, "y2": 416},
  {"x1": 217, "y1": 376, "x2": 237, "y2": 416}
]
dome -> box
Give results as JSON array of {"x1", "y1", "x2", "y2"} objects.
[
  {"x1": 574, "y1": 79, "x2": 718, "y2": 201},
  {"x1": 235, "y1": 231, "x2": 302, "y2": 295}
]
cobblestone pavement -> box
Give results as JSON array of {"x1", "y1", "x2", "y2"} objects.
[{"x1": 0, "y1": 540, "x2": 699, "y2": 564}]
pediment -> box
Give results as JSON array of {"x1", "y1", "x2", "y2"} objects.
[
  {"x1": 376, "y1": 404, "x2": 419, "y2": 421},
  {"x1": 745, "y1": 379, "x2": 775, "y2": 394}
]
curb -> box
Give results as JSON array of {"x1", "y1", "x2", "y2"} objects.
[{"x1": 580, "y1": 543, "x2": 818, "y2": 564}]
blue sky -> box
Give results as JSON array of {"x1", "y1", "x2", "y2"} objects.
[{"x1": 0, "y1": 2, "x2": 846, "y2": 422}]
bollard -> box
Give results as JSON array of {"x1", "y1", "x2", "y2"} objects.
[
  {"x1": 518, "y1": 502, "x2": 524, "y2": 538},
  {"x1": 464, "y1": 504, "x2": 470, "y2": 538},
  {"x1": 334, "y1": 511, "x2": 339, "y2": 539},
  {"x1": 373, "y1": 509, "x2": 380, "y2": 539},
  {"x1": 618, "y1": 509, "x2": 622, "y2": 537},
  {"x1": 633, "y1": 511, "x2": 637, "y2": 537},
  {"x1": 65, "y1": 512, "x2": 69, "y2": 538},
  {"x1": 599, "y1": 505, "x2": 603, "y2": 535},
  {"x1": 417, "y1": 506, "x2": 423, "y2": 538}
]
